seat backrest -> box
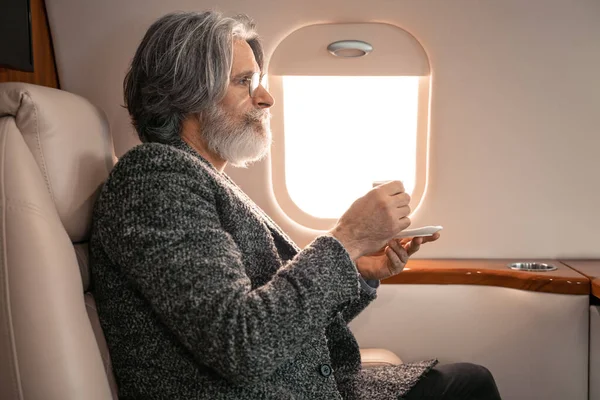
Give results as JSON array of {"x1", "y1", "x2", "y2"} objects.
[{"x1": 0, "y1": 82, "x2": 118, "y2": 400}]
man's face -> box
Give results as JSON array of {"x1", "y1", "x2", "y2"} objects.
[{"x1": 200, "y1": 40, "x2": 274, "y2": 168}]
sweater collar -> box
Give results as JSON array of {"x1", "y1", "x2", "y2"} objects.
[
  {"x1": 168, "y1": 137, "x2": 301, "y2": 255},
  {"x1": 169, "y1": 137, "x2": 220, "y2": 173}
]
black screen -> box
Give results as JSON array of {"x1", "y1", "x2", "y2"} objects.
[{"x1": 0, "y1": 0, "x2": 34, "y2": 72}]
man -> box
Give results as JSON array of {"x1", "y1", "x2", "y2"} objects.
[{"x1": 90, "y1": 11, "x2": 502, "y2": 399}]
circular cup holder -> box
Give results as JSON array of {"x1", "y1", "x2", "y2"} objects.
[{"x1": 507, "y1": 262, "x2": 558, "y2": 272}]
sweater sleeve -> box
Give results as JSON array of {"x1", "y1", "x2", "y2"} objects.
[
  {"x1": 358, "y1": 275, "x2": 380, "y2": 294},
  {"x1": 339, "y1": 281, "x2": 378, "y2": 324},
  {"x1": 94, "y1": 151, "x2": 361, "y2": 386}
]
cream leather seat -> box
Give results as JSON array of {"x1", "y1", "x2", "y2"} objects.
[
  {"x1": 0, "y1": 82, "x2": 117, "y2": 400},
  {"x1": 0, "y1": 82, "x2": 401, "y2": 400}
]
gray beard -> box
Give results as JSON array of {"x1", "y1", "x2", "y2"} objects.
[{"x1": 200, "y1": 105, "x2": 272, "y2": 168}]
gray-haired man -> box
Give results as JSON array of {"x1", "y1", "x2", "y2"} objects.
[{"x1": 90, "y1": 11, "x2": 501, "y2": 399}]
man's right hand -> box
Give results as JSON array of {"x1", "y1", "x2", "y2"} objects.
[{"x1": 328, "y1": 181, "x2": 411, "y2": 261}]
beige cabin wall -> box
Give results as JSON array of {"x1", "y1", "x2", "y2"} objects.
[{"x1": 45, "y1": 0, "x2": 600, "y2": 258}]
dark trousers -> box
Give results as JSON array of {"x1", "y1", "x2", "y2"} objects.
[{"x1": 402, "y1": 363, "x2": 502, "y2": 400}]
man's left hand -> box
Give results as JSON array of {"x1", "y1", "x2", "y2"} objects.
[{"x1": 355, "y1": 232, "x2": 441, "y2": 281}]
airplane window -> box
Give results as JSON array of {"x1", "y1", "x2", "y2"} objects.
[{"x1": 281, "y1": 75, "x2": 419, "y2": 219}]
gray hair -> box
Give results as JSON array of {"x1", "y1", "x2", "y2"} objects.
[{"x1": 123, "y1": 11, "x2": 263, "y2": 143}]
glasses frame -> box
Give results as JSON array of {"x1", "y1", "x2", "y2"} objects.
[{"x1": 249, "y1": 72, "x2": 267, "y2": 98}]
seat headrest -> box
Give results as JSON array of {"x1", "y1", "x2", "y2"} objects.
[{"x1": 0, "y1": 82, "x2": 116, "y2": 243}]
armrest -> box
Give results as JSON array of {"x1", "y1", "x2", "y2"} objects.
[{"x1": 360, "y1": 348, "x2": 403, "y2": 369}]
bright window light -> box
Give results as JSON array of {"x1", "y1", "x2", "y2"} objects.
[{"x1": 282, "y1": 76, "x2": 420, "y2": 219}]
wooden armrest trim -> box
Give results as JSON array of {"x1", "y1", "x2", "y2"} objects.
[
  {"x1": 560, "y1": 260, "x2": 600, "y2": 299},
  {"x1": 381, "y1": 259, "x2": 592, "y2": 295}
]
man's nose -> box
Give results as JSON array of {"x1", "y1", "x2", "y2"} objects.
[{"x1": 252, "y1": 85, "x2": 275, "y2": 109}]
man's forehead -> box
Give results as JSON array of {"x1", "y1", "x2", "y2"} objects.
[{"x1": 231, "y1": 40, "x2": 260, "y2": 75}]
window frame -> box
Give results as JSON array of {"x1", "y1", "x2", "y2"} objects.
[{"x1": 267, "y1": 74, "x2": 432, "y2": 230}]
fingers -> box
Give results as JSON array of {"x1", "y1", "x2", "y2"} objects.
[
  {"x1": 428, "y1": 232, "x2": 441, "y2": 241},
  {"x1": 377, "y1": 180, "x2": 405, "y2": 196},
  {"x1": 400, "y1": 232, "x2": 441, "y2": 245},
  {"x1": 396, "y1": 232, "x2": 441, "y2": 256},
  {"x1": 398, "y1": 216, "x2": 411, "y2": 232},
  {"x1": 385, "y1": 246, "x2": 406, "y2": 276},
  {"x1": 396, "y1": 206, "x2": 411, "y2": 218},
  {"x1": 371, "y1": 181, "x2": 411, "y2": 235},
  {"x1": 379, "y1": 186, "x2": 410, "y2": 209},
  {"x1": 388, "y1": 239, "x2": 409, "y2": 263},
  {"x1": 409, "y1": 232, "x2": 440, "y2": 244},
  {"x1": 405, "y1": 237, "x2": 423, "y2": 256},
  {"x1": 385, "y1": 232, "x2": 440, "y2": 276},
  {"x1": 391, "y1": 192, "x2": 411, "y2": 208},
  {"x1": 419, "y1": 232, "x2": 441, "y2": 244}
]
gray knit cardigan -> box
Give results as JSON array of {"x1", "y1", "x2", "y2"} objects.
[{"x1": 89, "y1": 139, "x2": 437, "y2": 399}]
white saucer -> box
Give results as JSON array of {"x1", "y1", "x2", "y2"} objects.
[{"x1": 396, "y1": 225, "x2": 443, "y2": 238}]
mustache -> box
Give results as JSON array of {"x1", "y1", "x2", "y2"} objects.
[{"x1": 245, "y1": 109, "x2": 271, "y2": 123}]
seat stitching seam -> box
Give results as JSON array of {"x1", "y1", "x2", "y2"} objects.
[
  {"x1": 21, "y1": 92, "x2": 55, "y2": 203},
  {"x1": 84, "y1": 303, "x2": 111, "y2": 371},
  {"x1": 0, "y1": 118, "x2": 25, "y2": 399}
]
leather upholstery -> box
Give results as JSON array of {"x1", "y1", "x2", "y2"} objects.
[
  {"x1": 0, "y1": 82, "x2": 116, "y2": 400},
  {"x1": 360, "y1": 348, "x2": 403, "y2": 369},
  {"x1": 85, "y1": 294, "x2": 119, "y2": 399},
  {"x1": 75, "y1": 243, "x2": 91, "y2": 291},
  {"x1": 0, "y1": 82, "x2": 116, "y2": 243}
]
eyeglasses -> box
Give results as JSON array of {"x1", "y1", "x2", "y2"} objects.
[{"x1": 248, "y1": 72, "x2": 267, "y2": 98}]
